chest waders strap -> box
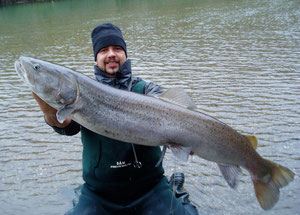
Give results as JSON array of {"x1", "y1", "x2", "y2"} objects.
[
  {"x1": 131, "y1": 80, "x2": 166, "y2": 168},
  {"x1": 131, "y1": 80, "x2": 148, "y2": 168}
]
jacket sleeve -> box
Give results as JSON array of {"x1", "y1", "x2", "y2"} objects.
[
  {"x1": 46, "y1": 119, "x2": 81, "y2": 136},
  {"x1": 144, "y1": 82, "x2": 164, "y2": 96}
]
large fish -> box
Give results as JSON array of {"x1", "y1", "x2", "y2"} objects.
[{"x1": 15, "y1": 56, "x2": 294, "y2": 210}]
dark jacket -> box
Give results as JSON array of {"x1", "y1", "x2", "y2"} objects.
[{"x1": 51, "y1": 59, "x2": 165, "y2": 204}]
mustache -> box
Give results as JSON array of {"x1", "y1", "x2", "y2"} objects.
[{"x1": 105, "y1": 59, "x2": 120, "y2": 64}]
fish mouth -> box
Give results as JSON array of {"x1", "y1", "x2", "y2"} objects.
[
  {"x1": 14, "y1": 57, "x2": 31, "y2": 87},
  {"x1": 15, "y1": 58, "x2": 25, "y2": 78}
]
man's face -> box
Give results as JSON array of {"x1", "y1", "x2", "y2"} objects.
[{"x1": 95, "y1": 46, "x2": 127, "y2": 78}]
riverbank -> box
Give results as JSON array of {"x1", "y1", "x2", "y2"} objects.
[{"x1": 0, "y1": 0, "x2": 62, "y2": 7}]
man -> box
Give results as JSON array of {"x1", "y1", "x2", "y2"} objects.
[{"x1": 33, "y1": 23, "x2": 198, "y2": 215}]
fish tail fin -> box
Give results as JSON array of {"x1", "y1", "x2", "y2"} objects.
[{"x1": 253, "y1": 159, "x2": 295, "y2": 210}]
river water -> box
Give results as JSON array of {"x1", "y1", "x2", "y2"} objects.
[{"x1": 0, "y1": 0, "x2": 299, "y2": 214}]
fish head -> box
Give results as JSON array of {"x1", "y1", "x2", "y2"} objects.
[{"x1": 15, "y1": 56, "x2": 78, "y2": 110}]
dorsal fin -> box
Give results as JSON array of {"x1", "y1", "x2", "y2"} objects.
[
  {"x1": 245, "y1": 135, "x2": 258, "y2": 149},
  {"x1": 158, "y1": 88, "x2": 196, "y2": 110}
]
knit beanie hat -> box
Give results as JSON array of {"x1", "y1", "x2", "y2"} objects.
[{"x1": 91, "y1": 23, "x2": 127, "y2": 61}]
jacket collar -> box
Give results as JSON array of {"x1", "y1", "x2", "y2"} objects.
[{"x1": 94, "y1": 59, "x2": 132, "y2": 90}]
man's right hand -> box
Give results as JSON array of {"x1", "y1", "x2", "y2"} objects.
[{"x1": 32, "y1": 92, "x2": 71, "y2": 128}]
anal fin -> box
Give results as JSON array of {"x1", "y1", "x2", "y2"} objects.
[{"x1": 218, "y1": 163, "x2": 242, "y2": 189}]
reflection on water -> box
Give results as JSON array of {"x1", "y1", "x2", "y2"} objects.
[{"x1": 0, "y1": 0, "x2": 299, "y2": 214}]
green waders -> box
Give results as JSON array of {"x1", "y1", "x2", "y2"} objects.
[{"x1": 65, "y1": 80, "x2": 199, "y2": 215}]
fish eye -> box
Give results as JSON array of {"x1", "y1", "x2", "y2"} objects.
[{"x1": 33, "y1": 64, "x2": 40, "y2": 70}]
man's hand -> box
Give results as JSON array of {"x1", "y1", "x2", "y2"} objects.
[{"x1": 32, "y1": 92, "x2": 71, "y2": 128}]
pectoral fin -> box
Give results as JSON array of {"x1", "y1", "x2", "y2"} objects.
[{"x1": 56, "y1": 105, "x2": 76, "y2": 123}]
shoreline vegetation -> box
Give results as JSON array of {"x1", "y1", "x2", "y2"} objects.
[{"x1": 0, "y1": 0, "x2": 62, "y2": 7}]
